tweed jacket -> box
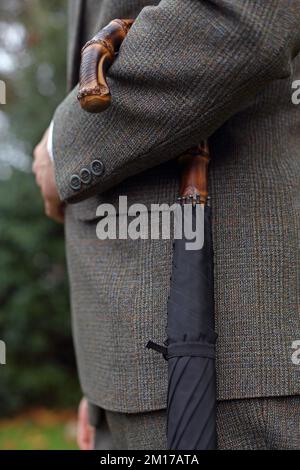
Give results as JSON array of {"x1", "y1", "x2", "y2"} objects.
[{"x1": 53, "y1": 0, "x2": 300, "y2": 412}]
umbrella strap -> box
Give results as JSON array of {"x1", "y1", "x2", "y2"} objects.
[
  {"x1": 146, "y1": 341, "x2": 168, "y2": 360},
  {"x1": 146, "y1": 341, "x2": 215, "y2": 360},
  {"x1": 168, "y1": 342, "x2": 215, "y2": 359}
]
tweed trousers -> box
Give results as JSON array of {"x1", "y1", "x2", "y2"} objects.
[{"x1": 94, "y1": 397, "x2": 300, "y2": 450}]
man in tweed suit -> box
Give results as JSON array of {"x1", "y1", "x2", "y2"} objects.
[{"x1": 33, "y1": 0, "x2": 300, "y2": 449}]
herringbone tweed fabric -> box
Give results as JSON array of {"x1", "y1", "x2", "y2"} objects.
[
  {"x1": 217, "y1": 396, "x2": 300, "y2": 450},
  {"x1": 93, "y1": 396, "x2": 300, "y2": 450},
  {"x1": 54, "y1": 1, "x2": 300, "y2": 412}
]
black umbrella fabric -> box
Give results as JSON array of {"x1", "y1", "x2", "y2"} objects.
[{"x1": 166, "y1": 202, "x2": 217, "y2": 450}]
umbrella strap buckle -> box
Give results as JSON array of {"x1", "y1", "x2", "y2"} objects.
[{"x1": 146, "y1": 341, "x2": 168, "y2": 360}]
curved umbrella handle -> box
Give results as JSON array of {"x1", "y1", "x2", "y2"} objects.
[{"x1": 77, "y1": 19, "x2": 134, "y2": 113}]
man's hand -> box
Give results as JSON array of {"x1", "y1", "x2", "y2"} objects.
[
  {"x1": 77, "y1": 397, "x2": 95, "y2": 451},
  {"x1": 33, "y1": 127, "x2": 65, "y2": 223}
]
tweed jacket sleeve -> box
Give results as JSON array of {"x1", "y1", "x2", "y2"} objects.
[{"x1": 52, "y1": 0, "x2": 300, "y2": 203}]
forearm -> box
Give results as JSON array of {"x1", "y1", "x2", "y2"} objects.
[{"x1": 52, "y1": 0, "x2": 300, "y2": 203}]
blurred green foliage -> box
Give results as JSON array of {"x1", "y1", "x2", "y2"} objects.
[
  {"x1": 0, "y1": 409, "x2": 78, "y2": 449},
  {"x1": 0, "y1": 0, "x2": 81, "y2": 416}
]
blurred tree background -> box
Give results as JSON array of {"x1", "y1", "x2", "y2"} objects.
[{"x1": 0, "y1": 0, "x2": 81, "y2": 417}]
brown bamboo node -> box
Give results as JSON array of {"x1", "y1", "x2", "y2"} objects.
[
  {"x1": 77, "y1": 85, "x2": 109, "y2": 100},
  {"x1": 179, "y1": 142, "x2": 210, "y2": 203},
  {"x1": 81, "y1": 38, "x2": 115, "y2": 56}
]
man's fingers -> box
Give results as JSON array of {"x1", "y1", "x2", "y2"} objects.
[
  {"x1": 78, "y1": 425, "x2": 94, "y2": 451},
  {"x1": 45, "y1": 201, "x2": 65, "y2": 224},
  {"x1": 33, "y1": 163, "x2": 45, "y2": 188},
  {"x1": 35, "y1": 170, "x2": 43, "y2": 188},
  {"x1": 77, "y1": 398, "x2": 95, "y2": 451},
  {"x1": 32, "y1": 157, "x2": 45, "y2": 183},
  {"x1": 33, "y1": 126, "x2": 63, "y2": 224}
]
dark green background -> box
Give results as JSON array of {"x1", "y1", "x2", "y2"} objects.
[{"x1": 0, "y1": 0, "x2": 81, "y2": 416}]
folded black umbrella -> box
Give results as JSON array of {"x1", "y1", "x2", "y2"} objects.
[{"x1": 166, "y1": 203, "x2": 217, "y2": 450}]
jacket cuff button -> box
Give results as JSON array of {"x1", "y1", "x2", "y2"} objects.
[
  {"x1": 91, "y1": 159, "x2": 105, "y2": 176},
  {"x1": 70, "y1": 174, "x2": 81, "y2": 191},
  {"x1": 80, "y1": 168, "x2": 92, "y2": 184}
]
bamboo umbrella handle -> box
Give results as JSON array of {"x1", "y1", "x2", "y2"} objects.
[
  {"x1": 77, "y1": 19, "x2": 209, "y2": 204},
  {"x1": 77, "y1": 19, "x2": 134, "y2": 113},
  {"x1": 178, "y1": 142, "x2": 210, "y2": 204}
]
